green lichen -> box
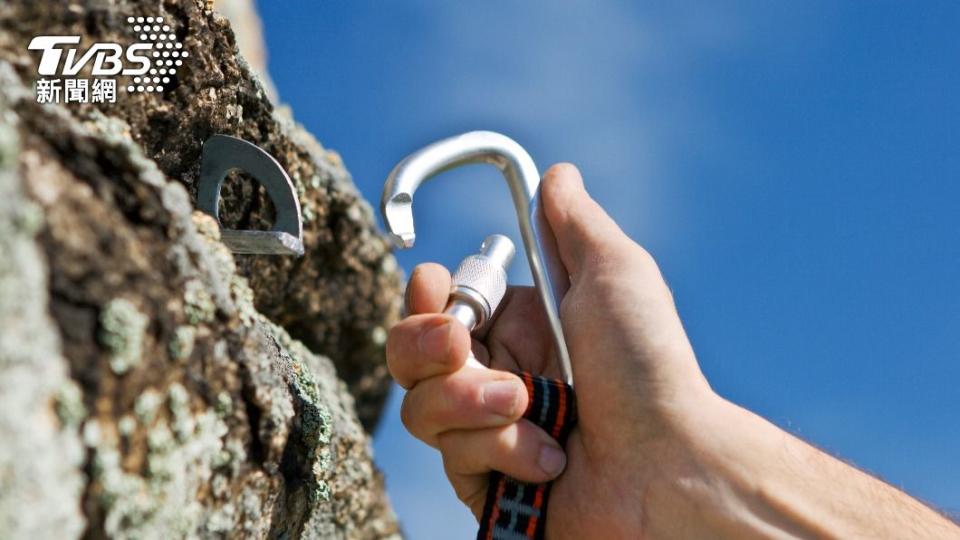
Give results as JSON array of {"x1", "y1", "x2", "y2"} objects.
[
  {"x1": 134, "y1": 389, "x2": 163, "y2": 424},
  {"x1": 183, "y1": 279, "x2": 215, "y2": 325},
  {"x1": 345, "y1": 204, "x2": 363, "y2": 222},
  {"x1": 87, "y1": 383, "x2": 236, "y2": 539},
  {"x1": 168, "y1": 325, "x2": 196, "y2": 361},
  {"x1": 371, "y1": 326, "x2": 387, "y2": 347},
  {"x1": 205, "y1": 502, "x2": 236, "y2": 534},
  {"x1": 288, "y1": 169, "x2": 321, "y2": 225},
  {"x1": 167, "y1": 382, "x2": 195, "y2": 441},
  {"x1": 91, "y1": 385, "x2": 230, "y2": 539},
  {"x1": 311, "y1": 481, "x2": 332, "y2": 503},
  {"x1": 190, "y1": 211, "x2": 221, "y2": 241},
  {"x1": 117, "y1": 415, "x2": 136, "y2": 439},
  {"x1": 167, "y1": 383, "x2": 189, "y2": 410},
  {"x1": 82, "y1": 420, "x2": 102, "y2": 447},
  {"x1": 211, "y1": 474, "x2": 230, "y2": 499},
  {"x1": 380, "y1": 254, "x2": 398, "y2": 275},
  {"x1": 302, "y1": 204, "x2": 315, "y2": 224},
  {"x1": 253, "y1": 316, "x2": 338, "y2": 506},
  {"x1": 191, "y1": 211, "x2": 237, "y2": 284},
  {"x1": 211, "y1": 448, "x2": 232, "y2": 469},
  {"x1": 98, "y1": 298, "x2": 149, "y2": 375},
  {"x1": 294, "y1": 176, "x2": 306, "y2": 202},
  {"x1": 215, "y1": 391, "x2": 232, "y2": 417},
  {"x1": 0, "y1": 116, "x2": 17, "y2": 167},
  {"x1": 301, "y1": 400, "x2": 332, "y2": 446},
  {"x1": 228, "y1": 275, "x2": 257, "y2": 327},
  {"x1": 11, "y1": 202, "x2": 43, "y2": 236},
  {"x1": 221, "y1": 437, "x2": 247, "y2": 475},
  {"x1": 54, "y1": 380, "x2": 87, "y2": 428},
  {"x1": 91, "y1": 447, "x2": 141, "y2": 521},
  {"x1": 146, "y1": 422, "x2": 175, "y2": 457}
]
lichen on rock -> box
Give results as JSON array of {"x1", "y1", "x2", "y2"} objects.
[
  {"x1": 0, "y1": 1, "x2": 403, "y2": 537},
  {"x1": 99, "y1": 298, "x2": 150, "y2": 375},
  {"x1": 0, "y1": 104, "x2": 86, "y2": 540}
]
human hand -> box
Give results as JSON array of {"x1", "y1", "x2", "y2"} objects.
[
  {"x1": 388, "y1": 163, "x2": 960, "y2": 538},
  {"x1": 386, "y1": 163, "x2": 722, "y2": 537}
]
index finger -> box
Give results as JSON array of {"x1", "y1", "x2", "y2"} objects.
[
  {"x1": 386, "y1": 313, "x2": 472, "y2": 389},
  {"x1": 406, "y1": 263, "x2": 452, "y2": 315}
]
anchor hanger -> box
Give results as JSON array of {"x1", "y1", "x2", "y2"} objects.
[{"x1": 196, "y1": 134, "x2": 304, "y2": 256}]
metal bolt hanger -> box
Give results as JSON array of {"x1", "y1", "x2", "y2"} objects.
[{"x1": 196, "y1": 134, "x2": 304, "y2": 256}]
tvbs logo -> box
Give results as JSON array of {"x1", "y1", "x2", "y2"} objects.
[
  {"x1": 29, "y1": 36, "x2": 152, "y2": 77},
  {"x1": 28, "y1": 16, "x2": 189, "y2": 104}
]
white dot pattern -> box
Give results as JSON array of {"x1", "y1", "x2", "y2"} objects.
[{"x1": 126, "y1": 14, "x2": 188, "y2": 94}]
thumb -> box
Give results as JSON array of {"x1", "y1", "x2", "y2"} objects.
[{"x1": 540, "y1": 163, "x2": 629, "y2": 276}]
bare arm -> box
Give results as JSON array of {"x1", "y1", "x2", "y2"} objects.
[
  {"x1": 652, "y1": 395, "x2": 960, "y2": 539},
  {"x1": 673, "y1": 394, "x2": 960, "y2": 539}
]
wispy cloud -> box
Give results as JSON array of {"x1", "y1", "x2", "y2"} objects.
[{"x1": 389, "y1": 1, "x2": 755, "y2": 284}]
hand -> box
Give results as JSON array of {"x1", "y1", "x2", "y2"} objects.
[
  {"x1": 386, "y1": 164, "x2": 960, "y2": 539},
  {"x1": 387, "y1": 163, "x2": 717, "y2": 537}
]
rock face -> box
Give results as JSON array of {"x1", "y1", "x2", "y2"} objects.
[{"x1": 0, "y1": 1, "x2": 402, "y2": 538}]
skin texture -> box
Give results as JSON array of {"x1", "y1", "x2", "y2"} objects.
[{"x1": 386, "y1": 164, "x2": 960, "y2": 539}]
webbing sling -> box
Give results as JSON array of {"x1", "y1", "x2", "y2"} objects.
[{"x1": 477, "y1": 372, "x2": 577, "y2": 540}]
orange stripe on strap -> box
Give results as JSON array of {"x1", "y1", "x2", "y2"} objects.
[
  {"x1": 525, "y1": 485, "x2": 546, "y2": 536},
  {"x1": 521, "y1": 372, "x2": 535, "y2": 417},
  {"x1": 552, "y1": 381, "x2": 567, "y2": 439},
  {"x1": 486, "y1": 475, "x2": 507, "y2": 540}
]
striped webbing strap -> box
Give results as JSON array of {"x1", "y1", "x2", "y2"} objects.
[{"x1": 477, "y1": 372, "x2": 577, "y2": 540}]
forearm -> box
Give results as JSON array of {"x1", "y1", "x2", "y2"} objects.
[{"x1": 672, "y1": 396, "x2": 959, "y2": 539}]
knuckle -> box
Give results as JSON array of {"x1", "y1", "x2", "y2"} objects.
[
  {"x1": 440, "y1": 372, "x2": 484, "y2": 414},
  {"x1": 384, "y1": 326, "x2": 399, "y2": 357},
  {"x1": 384, "y1": 341, "x2": 400, "y2": 372},
  {"x1": 458, "y1": 482, "x2": 488, "y2": 513},
  {"x1": 544, "y1": 162, "x2": 579, "y2": 180},
  {"x1": 631, "y1": 242, "x2": 660, "y2": 272},
  {"x1": 399, "y1": 394, "x2": 418, "y2": 433},
  {"x1": 384, "y1": 329, "x2": 409, "y2": 380},
  {"x1": 407, "y1": 376, "x2": 474, "y2": 435},
  {"x1": 426, "y1": 387, "x2": 464, "y2": 430},
  {"x1": 440, "y1": 453, "x2": 485, "y2": 509},
  {"x1": 541, "y1": 164, "x2": 573, "y2": 199},
  {"x1": 403, "y1": 285, "x2": 415, "y2": 313},
  {"x1": 586, "y1": 237, "x2": 650, "y2": 274},
  {"x1": 418, "y1": 261, "x2": 447, "y2": 276},
  {"x1": 494, "y1": 423, "x2": 519, "y2": 451},
  {"x1": 435, "y1": 430, "x2": 457, "y2": 455}
]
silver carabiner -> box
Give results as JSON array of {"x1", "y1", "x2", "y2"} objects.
[{"x1": 381, "y1": 131, "x2": 573, "y2": 386}]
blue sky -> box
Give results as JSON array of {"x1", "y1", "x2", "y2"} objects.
[{"x1": 259, "y1": 2, "x2": 960, "y2": 537}]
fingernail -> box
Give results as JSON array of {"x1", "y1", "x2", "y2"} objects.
[
  {"x1": 404, "y1": 267, "x2": 420, "y2": 311},
  {"x1": 482, "y1": 380, "x2": 522, "y2": 417},
  {"x1": 538, "y1": 445, "x2": 566, "y2": 477},
  {"x1": 418, "y1": 321, "x2": 451, "y2": 357}
]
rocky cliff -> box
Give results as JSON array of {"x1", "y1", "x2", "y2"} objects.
[{"x1": 0, "y1": 1, "x2": 402, "y2": 538}]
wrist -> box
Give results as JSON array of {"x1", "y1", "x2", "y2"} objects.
[
  {"x1": 640, "y1": 392, "x2": 812, "y2": 539},
  {"x1": 665, "y1": 394, "x2": 840, "y2": 539}
]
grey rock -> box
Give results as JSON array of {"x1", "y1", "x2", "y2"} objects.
[{"x1": 0, "y1": 1, "x2": 403, "y2": 537}]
